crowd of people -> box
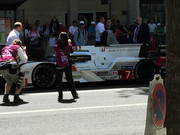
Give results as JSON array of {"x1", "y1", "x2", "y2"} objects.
[{"x1": 22, "y1": 16, "x2": 166, "y2": 48}]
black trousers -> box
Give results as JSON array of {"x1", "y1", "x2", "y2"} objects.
[
  {"x1": 95, "y1": 41, "x2": 101, "y2": 46},
  {"x1": 56, "y1": 65, "x2": 77, "y2": 98}
]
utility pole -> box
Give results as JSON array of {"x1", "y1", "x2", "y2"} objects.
[
  {"x1": 67, "y1": 0, "x2": 78, "y2": 27},
  {"x1": 108, "y1": 0, "x2": 112, "y2": 18}
]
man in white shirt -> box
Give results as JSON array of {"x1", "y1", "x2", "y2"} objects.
[
  {"x1": 6, "y1": 22, "x2": 23, "y2": 46},
  {"x1": 148, "y1": 18, "x2": 156, "y2": 35},
  {"x1": 95, "y1": 16, "x2": 105, "y2": 46},
  {"x1": 69, "y1": 20, "x2": 78, "y2": 36},
  {"x1": 69, "y1": 20, "x2": 78, "y2": 45}
]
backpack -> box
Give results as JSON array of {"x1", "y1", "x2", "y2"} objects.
[{"x1": 77, "y1": 28, "x2": 87, "y2": 39}]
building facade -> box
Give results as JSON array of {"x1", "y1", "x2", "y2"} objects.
[
  {"x1": 0, "y1": 0, "x2": 165, "y2": 46},
  {"x1": 0, "y1": 0, "x2": 165, "y2": 27}
]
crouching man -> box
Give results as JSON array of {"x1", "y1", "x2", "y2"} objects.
[{"x1": 0, "y1": 39, "x2": 28, "y2": 103}]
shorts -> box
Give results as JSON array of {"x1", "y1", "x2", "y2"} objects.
[{"x1": 0, "y1": 69, "x2": 19, "y2": 84}]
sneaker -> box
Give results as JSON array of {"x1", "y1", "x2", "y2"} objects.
[
  {"x1": 14, "y1": 95, "x2": 24, "y2": 103},
  {"x1": 3, "y1": 95, "x2": 10, "y2": 103}
]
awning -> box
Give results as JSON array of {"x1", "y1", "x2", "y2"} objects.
[{"x1": 0, "y1": 0, "x2": 27, "y2": 10}]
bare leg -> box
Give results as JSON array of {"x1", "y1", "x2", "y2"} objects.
[
  {"x1": 14, "y1": 80, "x2": 24, "y2": 103},
  {"x1": 15, "y1": 80, "x2": 24, "y2": 95},
  {"x1": 3, "y1": 83, "x2": 12, "y2": 103},
  {"x1": 4, "y1": 83, "x2": 12, "y2": 95}
]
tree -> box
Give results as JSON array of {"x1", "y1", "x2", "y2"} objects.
[{"x1": 165, "y1": 0, "x2": 180, "y2": 134}]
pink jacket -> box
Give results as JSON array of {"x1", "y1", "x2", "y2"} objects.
[
  {"x1": 0, "y1": 45, "x2": 20, "y2": 62},
  {"x1": 54, "y1": 43, "x2": 72, "y2": 68}
]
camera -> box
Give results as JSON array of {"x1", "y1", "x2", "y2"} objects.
[
  {"x1": 9, "y1": 63, "x2": 18, "y2": 74},
  {"x1": 79, "y1": 15, "x2": 85, "y2": 21},
  {"x1": 16, "y1": 72, "x2": 25, "y2": 88}
]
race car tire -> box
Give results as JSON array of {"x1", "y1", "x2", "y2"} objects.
[
  {"x1": 134, "y1": 60, "x2": 155, "y2": 83},
  {"x1": 32, "y1": 64, "x2": 56, "y2": 88}
]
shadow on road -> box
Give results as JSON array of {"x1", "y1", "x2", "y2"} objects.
[
  {"x1": 0, "y1": 101, "x2": 29, "y2": 107},
  {"x1": 0, "y1": 80, "x2": 149, "y2": 95},
  {"x1": 117, "y1": 87, "x2": 149, "y2": 98},
  {"x1": 58, "y1": 99, "x2": 77, "y2": 104}
]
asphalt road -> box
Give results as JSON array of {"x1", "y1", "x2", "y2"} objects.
[{"x1": 0, "y1": 83, "x2": 149, "y2": 135}]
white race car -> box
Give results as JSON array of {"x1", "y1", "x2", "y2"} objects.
[{"x1": 19, "y1": 44, "x2": 159, "y2": 88}]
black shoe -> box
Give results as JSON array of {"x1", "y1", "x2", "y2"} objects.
[
  {"x1": 3, "y1": 94, "x2": 10, "y2": 103},
  {"x1": 14, "y1": 95, "x2": 24, "y2": 103}
]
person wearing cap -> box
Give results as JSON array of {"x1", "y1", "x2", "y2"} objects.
[
  {"x1": 54, "y1": 32, "x2": 79, "y2": 101},
  {"x1": 153, "y1": 23, "x2": 164, "y2": 37},
  {"x1": 88, "y1": 21, "x2": 96, "y2": 45},
  {"x1": 0, "y1": 39, "x2": 28, "y2": 103},
  {"x1": 73, "y1": 20, "x2": 88, "y2": 46},
  {"x1": 153, "y1": 23, "x2": 165, "y2": 45},
  {"x1": 6, "y1": 22, "x2": 23, "y2": 46}
]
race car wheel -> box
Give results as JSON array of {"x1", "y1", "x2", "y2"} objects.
[
  {"x1": 32, "y1": 64, "x2": 56, "y2": 88},
  {"x1": 134, "y1": 60, "x2": 155, "y2": 83}
]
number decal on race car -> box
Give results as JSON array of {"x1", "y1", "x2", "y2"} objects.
[
  {"x1": 119, "y1": 70, "x2": 134, "y2": 80},
  {"x1": 126, "y1": 70, "x2": 131, "y2": 79}
]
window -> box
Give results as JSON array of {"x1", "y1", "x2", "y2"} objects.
[
  {"x1": 101, "y1": 0, "x2": 108, "y2": 5},
  {"x1": 140, "y1": 0, "x2": 165, "y2": 25}
]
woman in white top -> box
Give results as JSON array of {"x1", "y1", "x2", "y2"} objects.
[
  {"x1": 28, "y1": 25, "x2": 40, "y2": 45},
  {"x1": 148, "y1": 18, "x2": 156, "y2": 35}
]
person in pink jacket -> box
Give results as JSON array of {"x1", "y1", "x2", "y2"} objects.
[
  {"x1": 0, "y1": 39, "x2": 28, "y2": 103},
  {"x1": 54, "y1": 32, "x2": 79, "y2": 101}
]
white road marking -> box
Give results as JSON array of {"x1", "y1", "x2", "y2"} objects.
[
  {"x1": 0, "y1": 103, "x2": 147, "y2": 115},
  {"x1": 27, "y1": 87, "x2": 148, "y2": 96}
]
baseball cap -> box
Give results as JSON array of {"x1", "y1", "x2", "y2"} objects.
[
  {"x1": 79, "y1": 20, "x2": 85, "y2": 24},
  {"x1": 157, "y1": 23, "x2": 161, "y2": 26},
  {"x1": 59, "y1": 32, "x2": 69, "y2": 40},
  {"x1": 91, "y1": 21, "x2": 95, "y2": 24}
]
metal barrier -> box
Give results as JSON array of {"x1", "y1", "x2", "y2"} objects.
[{"x1": 118, "y1": 34, "x2": 133, "y2": 44}]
